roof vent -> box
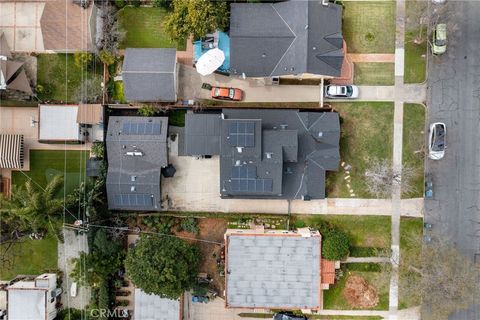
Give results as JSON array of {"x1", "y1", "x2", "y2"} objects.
[
  {"x1": 261, "y1": 53, "x2": 267, "y2": 58},
  {"x1": 280, "y1": 124, "x2": 288, "y2": 130},
  {"x1": 266, "y1": 152, "x2": 273, "y2": 159},
  {"x1": 122, "y1": 145, "x2": 126, "y2": 149},
  {"x1": 313, "y1": 46, "x2": 317, "y2": 51},
  {"x1": 322, "y1": 0, "x2": 329, "y2": 6},
  {"x1": 131, "y1": 186, "x2": 136, "y2": 192},
  {"x1": 125, "y1": 151, "x2": 143, "y2": 157},
  {"x1": 131, "y1": 176, "x2": 137, "y2": 182},
  {"x1": 236, "y1": 147, "x2": 243, "y2": 153},
  {"x1": 235, "y1": 160, "x2": 241, "y2": 166},
  {"x1": 318, "y1": 132, "x2": 323, "y2": 138}
]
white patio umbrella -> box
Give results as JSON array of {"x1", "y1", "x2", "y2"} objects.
[{"x1": 195, "y1": 48, "x2": 225, "y2": 76}]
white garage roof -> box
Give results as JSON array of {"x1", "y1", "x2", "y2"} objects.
[
  {"x1": 39, "y1": 105, "x2": 80, "y2": 141},
  {"x1": 8, "y1": 282, "x2": 46, "y2": 320},
  {"x1": 134, "y1": 289, "x2": 180, "y2": 320}
]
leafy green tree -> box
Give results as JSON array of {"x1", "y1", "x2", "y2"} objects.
[
  {"x1": 125, "y1": 234, "x2": 200, "y2": 299},
  {"x1": 137, "y1": 105, "x2": 158, "y2": 117},
  {"x1": 164, "y1": 0, "x2": 229, "y2": 42},
  {"x1": 70, "y1": 230, "x2": 124, "y2": 286},
  {"x1": 322, "y1": 228, "x2": 350, "y2": 260},
  {"x1": 98, "y1": 50, "x2": 115, "y2": 66},
  {"x1": 90, "y1": 141, "x2": 105, "y2": 159},
  {"x1": 0, "y1": 175, "x2": 65, "y2": 234}
]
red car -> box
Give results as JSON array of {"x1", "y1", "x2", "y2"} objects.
[{"x1": 211, "y1": 87, "x2": 244, "y2": 101}]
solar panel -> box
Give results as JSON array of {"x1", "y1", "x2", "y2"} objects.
[
  {"x1": 113, "y1": 194, "x2": 154, "y2": 207},
  {"x1": 122, "y1": 121, "x2": 162, "y2": 135},
  {"x1": 229, "y1": 165, "x2": 272, "y2": 193},
  {"x1": 228, "y1": 121, "x2": 255, "y2": 147}
]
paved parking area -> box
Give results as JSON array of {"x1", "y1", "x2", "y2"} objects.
[{"x1": 0, "y1": 1, "x2": 44, "y2": 51}]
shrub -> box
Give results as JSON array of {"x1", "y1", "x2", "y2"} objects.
[
  {"x1": 98, "y1": 50, "x2": 116, "y2": 66},
  {"x1": 322, "y1": 228, "x2": 350, "y2": 260},
  {"x1": 115, "y1": 0, "x2": 126, "y2": 8},
  {"x1": 153, "y1": 0, "x2": 169, "y2": 8},
  {"x1": 130, "y1": 0, "x2": 141, "y2": 6},
  {"x1": 293, "y1": 219, "x2": 306, "y2": 229},
  {"x1": 74, "y1": 52, "x2": 93, "y2": 68},
  {"x1": 91, "y1": 141, "x2": 105, "y2": 159},
  {"x1": 180, "y1": 217, "x2": 199, "y2": 235},
  {"x1": 137, "y1": 105, "x2": 158, "y2": 117}
]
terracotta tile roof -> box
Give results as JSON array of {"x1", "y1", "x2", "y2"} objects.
[{"x1": 321, "y1": 259, "x2": 336, "y2": 285}]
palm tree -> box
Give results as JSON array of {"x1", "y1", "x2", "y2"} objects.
[{"x1": 0, "y1": 175, "x2": 66, "y2": 234}]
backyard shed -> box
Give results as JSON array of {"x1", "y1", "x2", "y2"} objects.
[{"x1": 39, "y1": 105, "x2": 84, "y2": 142}]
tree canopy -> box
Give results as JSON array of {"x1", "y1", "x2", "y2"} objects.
[
  {"x1": 164, "y1": 0, "x2": 229, "y2": 42},
  {"x1": 125, "y1": 234, "x2": 200, "y2": 299},
  {"x1": 321, "y1": 228, "x2": 350, "y2": 260}
]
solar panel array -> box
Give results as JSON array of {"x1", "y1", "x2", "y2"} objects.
[
  {"x1": 230, "y1": 165, "x2": 273, "y2": 192},
  {"x1": 122, "y1": 122, "x2": 162, "y2": 135},
  {"x1": 228, "y1": 121, "x2": 255, "y2": 147},
  {"x1": 114, "y1": 194, "x2": 153, "y2": 207}
]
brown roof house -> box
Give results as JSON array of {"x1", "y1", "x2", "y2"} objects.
[
  {"x1": 224, "y1": 227, "x2": 339, "y2": 311},
  {"x1": 0, "y1": 32, "x2": 32, "y2": 95},
  {"x1": 0, "y1": 0, "x2": 95, "y2": 52}
]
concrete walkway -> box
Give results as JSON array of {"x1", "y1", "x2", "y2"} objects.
[
  {"x1": 345, "y1": 257, "x2": 391, "y2": 263},
  {"x1": 348, "y1": 53, "x2": 396, "y2": 63},
  {"x1": 389, "y1": 1, "x2": 407, "y2": 318}
]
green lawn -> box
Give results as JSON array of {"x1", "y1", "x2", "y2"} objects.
[
  {"x1": 398, "y1": 217, "x2": 423, "y2": 309},
  {"x1": 323, "y1": 265, "x2": 390, "y2": 310},
  {"x1": 0, "y1": 233, "x2": 58, "y2": 280},
  {"x1": 404, "y1": 0, "x2": 428, "y2": 84},
  {"x1": 293, "y1": 215, "x2": 391, "y2": 251},
  {"x1": 343, "y1": 1, "x2": 396, "y2": 53},
  {"x1": 111, "y1": 81, "x2": 127, "y2": 103},
  {"x1": 354, "y1": 63, "x2": 395, "y2": 85},
  {"x1": 118, "y1": 7, "x2": 186, "y2": 50},
  {"x1": 37, "y1": 54, "x2": 102, "y2": 103},
  {"x1": 12, "y1": 150, "x2": 88, "y2": 196},
  {"x1": 402, "y1": 103, "x2": 426, "y2": 198},
  {"x1": 326, "y1": 102, "x2": 394, "y2": 198}
]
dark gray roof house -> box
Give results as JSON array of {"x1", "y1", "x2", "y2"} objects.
[
  {"x1": 122, "y1": 48, "x2": 177, "y2": 102},
  {"x1": 229, "y1": 0, "x2": 344, "y2": 78},
  {"x1": 184, "y1": 109, "x2": 340, "y2": 200},
  {"x1": 106, "y1": 116, "x2": 168, "y2": 211}
]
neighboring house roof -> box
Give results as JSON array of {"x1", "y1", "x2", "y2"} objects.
[
  {"x1": 229, "y1": 0, "x2": 344, "y2": 77},
  {"x1": 0, "y1": 134, "x2": 24, "y2": 169},
  {"x1": 134, "y1": 289, "x2": 181, "y2": 320},
  {"x1": 76, "y1": 103, "x2": 103, "y2": 125},
  {"x1": 122, "y1": 48, "x2": 177, "y2": 102},
  {"x1": 0, "y1": 32, "x2": 33, "y2": 94},
  {"x1": 225, "y1": 229, "x2": 322, "y2": 309},
  {"x1": 7, "y1": 273, "x2": 57, "y2": 320},
  {"x1": 0, "y1": 0, "x2": 94, "y2": 52},
  {"x1": 106, "y1": 116, "x2": 168, "y2": 211},
  {"x1": 39, "y1": 105, "x2": 80, "y2": 141},
  {"x1": 184, "y1": 109, "x2": 340, "y2": 200}
]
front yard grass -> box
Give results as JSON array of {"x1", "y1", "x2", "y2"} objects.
[
  {"x1": 402, "y1": 103, "x2": 426, "y2": 198},
  {"x1": 12, "y1": 150, "x2": 88, "y2": 196},
  {"x1": 292, "y1": 215, "x2": 391, "y2": 254},
  {"x1": 118, "y1": 7, "x2": 186, "y2": 50},
  {"x1": 0, "y1": 232, "x2": 58, "y2": 280},
  {"x1": 404, "y1": 0, "x2": 428, "y2": 83},
  {"x1": 37, "y1": 54, "x2": 102, "y2": 103},
  {"x1": 354, "y1": 63, "x2": 395, "y2": 85},
  {"x1": 343, "y1": 1, "x2": 396, "y2": 53},
  {"x1": 323, "y1": 264, "x2": 390, "y2": 310},
  {"x1": 398, "y1": 217, "x2": 423, "y2": 309},
  {"x1": 326, "y1": 102, "x2": 394, "y2": 198}
]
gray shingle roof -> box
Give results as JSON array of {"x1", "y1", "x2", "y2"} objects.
[
  {"x1": 106, "y1": 116, "x2": 168, "y2": 211},
  {"x1": 122, "y1": 48, "x2": 177, "y2": 102},
  {"x1": 226, "y1": 233, "x2": 321, "y2": 309},
  {"x1": 229, "y1": 0, "x2": 344, "y2": 77},
  {"x1": 183, "y1": 109, "x2": 340, "y2": 200}
]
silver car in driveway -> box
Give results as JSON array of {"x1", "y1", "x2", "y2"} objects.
[
  {"x1": 324, "y1": 85, "x2": 359, "y2": 99},
  {"x1": 428, "y1": 122, "x2": 446, "y2": 160}
]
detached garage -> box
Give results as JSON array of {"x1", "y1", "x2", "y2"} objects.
[{"x1": 38, "y1": 105, "x2": 85, "y2": 143}]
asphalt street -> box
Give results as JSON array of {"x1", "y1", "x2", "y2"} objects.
[{"x1": 425, "y1": 1, "x2": 480, "y2": 319}]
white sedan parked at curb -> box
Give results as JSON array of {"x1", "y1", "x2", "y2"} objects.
[{"x1": 428, "y1": 122, "x2": 447, "y2": 160}]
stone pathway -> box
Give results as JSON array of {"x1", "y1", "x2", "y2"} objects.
[{"x1": 348, "y1": 53, "x2": 396, "y2": 63}]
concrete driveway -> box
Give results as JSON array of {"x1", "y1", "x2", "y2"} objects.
[{"x1": 0, "y1": 1, "x2": 45, "y2": 51}]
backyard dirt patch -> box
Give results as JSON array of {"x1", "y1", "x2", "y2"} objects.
[{"x1": 343, "y1": 275, "x2": 379, "y2": 308}]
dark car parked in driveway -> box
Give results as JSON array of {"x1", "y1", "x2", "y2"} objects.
[{"x1": 273, "y1": 312, "x2": 308, "y2": 320}]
